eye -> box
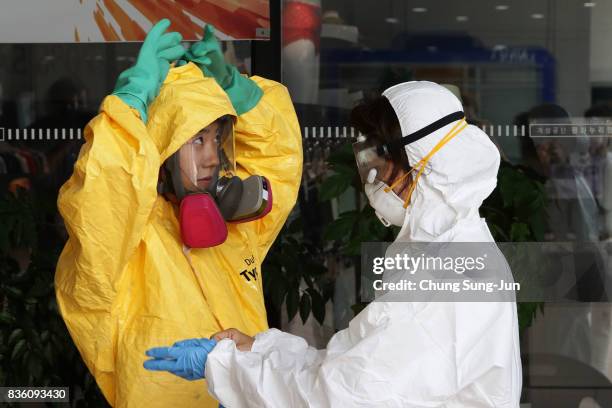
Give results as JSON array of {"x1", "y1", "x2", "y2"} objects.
[{"x1": 192, "y1": 136, "x2": 204, "y2": 145}]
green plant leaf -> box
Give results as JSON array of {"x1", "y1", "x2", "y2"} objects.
[
  {"x1": 11, "y1": 339, "x2": 26, "y2": 361},
  {"x1": 44, "y1": 343, "x2": 54, "y2": 366},
  {"x1": 327, "y1": 142, "x2": 355, "y2": 167},
  {"x1": 8, "y1": 329, "x2": 23, "y2": 347},
  {"x1": 510, "y1": 223, "x2": 530, "y2": 242},
  {"x1": 518, "y1": 302, "x2": 542, "y2": 333},
  {"x1": 0, "y1": 312, "x2": 15, "y2": 324},
  {"x1": 308, "y1": 288, "x2": 326, "y2": 325},
  {"x1": 269, "y1": 277, "x2": 287, "y2": 309},
  {"x1": 332, "y1": 163, "x2": 357, "y2": 178},
  {"x1": 299, "y1": 293, "x2": 312, "y2": 324},
  {"x1": 528, "y1": 214, "x2": 546, "y2": 241},
  {"x1": 486, "y1": 221, "x2": 510, "y2": 241},
  {"x1": 320, "y1": 280, "x2": 335, "y2": 303},
  {"x1": 286, "y1": 287, "x2": 300, "y2": 322},
  {"x1": 27, "y1": 353, "x2": 43, "y2": 381},
  {"x1": 3, "y1": 286, "x2": 23, "y2": 299},
  {"x1": 343, "y1": 238, "x2": 363, "y2": 256},
  {"x1": 319, "y1": 174, "x2": 352, "y2": 202},
  {"x1": 27, "y1": 279, "x2": 52, "y2": 298},
  {"x1": 324, "y1": 211, "x2": 358, "y2": 241}
]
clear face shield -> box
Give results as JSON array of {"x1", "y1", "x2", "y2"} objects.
[
  {"x1": 352, "y1": 136, "x2": 393, "y2": 184},
  {"x1": 177, "y1": 118, "x2": 236, "y2": 195},
  {"x1": 163, "y1": 118, "x2": 240, "y2": 248}
]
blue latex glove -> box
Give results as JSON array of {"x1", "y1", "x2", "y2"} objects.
[
  {"x1": 185, "y1": 25, "x2": 262, "y2": 115},
  {"x1": 144, "y1": 338, "x2": 217, "y2": 380},
  {"x1": 112, "y1": 19, "x2": 185, "y2": 123}
]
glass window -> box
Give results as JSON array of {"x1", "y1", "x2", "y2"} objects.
[{"x1": 281, "y1": 1, "x2": 612, "y2": 404}]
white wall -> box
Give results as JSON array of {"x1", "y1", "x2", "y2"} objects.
[{"x1": 590, "y1": 0, "x2": 612, "y2": 84}]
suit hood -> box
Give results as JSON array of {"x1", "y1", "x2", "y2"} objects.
[
  {"x1": 146, "y1": 62, "x2": 237, "y2": 163},
  {"x1": 382, "y1": 81, "x2": 500, "y2": 241}
]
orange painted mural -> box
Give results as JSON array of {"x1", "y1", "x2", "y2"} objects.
[{"x1": 0, "y1": 0, "x2": 270, "y2": 42}]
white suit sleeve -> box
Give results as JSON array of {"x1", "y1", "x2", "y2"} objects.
[
  {"x1": 206, "y1": 329, "x2": 325, "y2": 407},
  {"x1": 205, "y1": 302, "x2": 520, "y2": 408}
]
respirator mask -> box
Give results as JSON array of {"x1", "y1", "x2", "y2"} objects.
[{"x1": 162, "y1": 117, "x2": 273, "y2": 248}]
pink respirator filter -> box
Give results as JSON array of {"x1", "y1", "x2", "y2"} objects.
[{"x1": 179, "y1": 193, "x2": 228, "y2": 248}]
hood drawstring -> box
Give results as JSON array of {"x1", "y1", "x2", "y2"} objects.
[{"x1": 385, "y1": 118, "x2": 468, "y2": 208}]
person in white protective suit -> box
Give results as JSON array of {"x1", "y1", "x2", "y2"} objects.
[{"x1": 144, "y1": 81, "x2": 523, "y2": 408}]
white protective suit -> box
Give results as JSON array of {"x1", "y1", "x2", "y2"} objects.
[{"x1": 205, "y1": 81, "x2": 522, "y2": 407}]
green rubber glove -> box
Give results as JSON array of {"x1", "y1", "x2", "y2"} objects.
[
  {"x1": 112, "y1": 19, "x2": 185, "y2": 123},
  {"x1": 186, "y1": 25, "x2": 262, "y2": 115}
]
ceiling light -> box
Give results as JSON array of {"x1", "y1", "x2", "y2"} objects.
[
  {"x1": 493, "y1": 44, "x2": 507, "y2": 51},
  {"x1": 412, "y1": 7, "x2": 427, "y2": 13},
  {"x1": 385, "y1": 17, "x2": 399, "y2": 24},
  {"x1": 495, "y1": 5, "x2": 509, "y2": 11},
  {"x1": 456, "y1": 15, "x2": 469, "y2": 22},
  {"x1": 584, "y1": 2, "x2": 596, "y2": 7},
  {"x1": 531, "y1": 13, "x2": 544, "y2": 19}
]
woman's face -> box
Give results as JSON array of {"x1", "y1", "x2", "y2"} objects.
[{"x1": 179, "y1": 122, "x2": 221, "y2": 191}]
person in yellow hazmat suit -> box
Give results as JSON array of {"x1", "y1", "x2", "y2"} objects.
[{"x1": 54, "y1": 19, "x2": 302, "y2": 407}]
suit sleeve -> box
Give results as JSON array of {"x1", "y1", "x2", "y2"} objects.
[
  {"x1": 205, "y1": 302, "x2": 521, "y2": 407},
  {"x1": 54, "y1": 96, "x2": 160, "y2": 404},
  {"x1": 233, "y1": 76, "x2": 303, "y2": 260}
]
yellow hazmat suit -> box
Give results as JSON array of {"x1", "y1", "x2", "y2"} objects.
[{"x1": 55, "y1": 63, "x2": 302, "y2": 407}]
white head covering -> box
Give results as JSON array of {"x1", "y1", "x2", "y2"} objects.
[
  {"x1": 205, "y1": 84, "x2": 521, "y2": 408},
  {"x1": 383, "y1": 81, "x2": 500, "y2": 242}
]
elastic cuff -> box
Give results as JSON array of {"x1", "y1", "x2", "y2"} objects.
[
  {"x1": 251, "y1": 328, "x2": 312, "y2": 355},
  {"x1": 224, "y1": 67, "x2": 263, "y2": 115},
  {"x1": 251, "y1": 329, "x2": 282, "y2": 353},
  {"x1": 111, "y1": 92, "x2": 148, "y2": 123}
]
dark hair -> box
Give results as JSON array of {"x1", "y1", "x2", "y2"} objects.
[
  {"x1": 209, "y1": 114, "x2": 234, "y2": 139},
  {"x1": 350, "y1": 96, "x2": 411, "y2": 189},
  {"x1": 585, "y1": 103, "x2": 612, "y2": 118}
]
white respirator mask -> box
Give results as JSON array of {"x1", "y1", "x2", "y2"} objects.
[{"x1": 364, "y1": 169, "x2": 407, "y2": 227}]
